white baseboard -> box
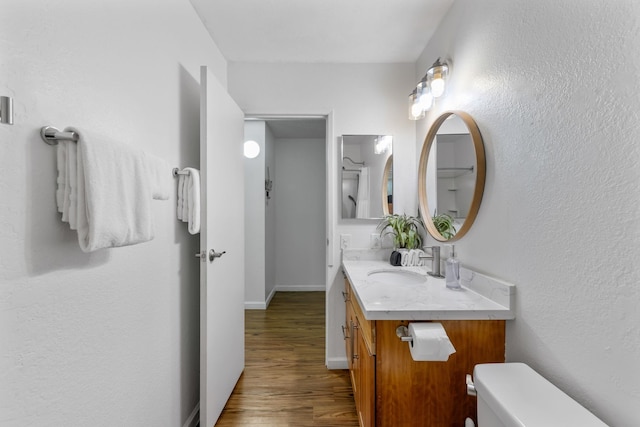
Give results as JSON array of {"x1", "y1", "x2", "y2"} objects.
[
  {"x1": 183, "y1": 403, "x2": 199, "y2": 427},
  {"x1": 275, "y1": 285, "x2": 326, "y2": 292},
  {"x1": 326, "y1": 357, "x2": 348, "y2": 370},
  {"x1": 245, "y1": 286, "x2": 324, "y2": 309},
  {"x1": 245, "y1": 300, "x2": 267, "y2": 309},
  {"x1": 265, "y1": 287, "x2": 276, "y2": 306},
  {"x1": 244, "y1": 287, "x2": 278, "y2": 310}
]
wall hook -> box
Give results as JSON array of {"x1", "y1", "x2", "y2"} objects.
[{"x1": 0, "y1": 96, "x2": 13, "y2": 125}]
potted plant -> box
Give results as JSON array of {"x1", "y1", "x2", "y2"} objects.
[
  {"x1": 377, "y1": 213, "x2": 425, "y2": 250},
  {"x1": 432, "y1": 212, "x2": 457, "y2": 240}
]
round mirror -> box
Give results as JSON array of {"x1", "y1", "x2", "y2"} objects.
[
  {"x1": 382, "y1": 155, "x2": 393, "y2": 215},
  {"x1": 418, "y1": 111, "x2": 486, "y2": 242}
]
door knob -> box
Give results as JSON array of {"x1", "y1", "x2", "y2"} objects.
[{"x1": 209, "y1": 249, "x2": 226, "y2": 262}]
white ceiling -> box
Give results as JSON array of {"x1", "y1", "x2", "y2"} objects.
[{"x1": 189, "y1": 0, "x2": 454, "y2": 63}]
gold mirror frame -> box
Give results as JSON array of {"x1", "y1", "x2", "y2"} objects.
[
  {"x1": 381, "y1": 155, "x2": 393, "y2": 215},
  {"x1": 418, "y1": 111, "x2": 486, "y2": 242}
]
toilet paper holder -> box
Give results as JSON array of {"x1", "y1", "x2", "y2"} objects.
[{"x1": 396, "y1": 325, "x2": 413, "y2": 343}]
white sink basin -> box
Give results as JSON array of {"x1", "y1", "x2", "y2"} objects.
[{"x1": 367, "y1": 269, "x2": 428, "y2": 285}]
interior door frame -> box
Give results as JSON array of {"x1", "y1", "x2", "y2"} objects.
[{"x1": 243, "y1": 111, "x2": 334, "y2": 367}]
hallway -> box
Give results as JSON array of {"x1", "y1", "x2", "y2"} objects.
[{"x1": 215, "y1": 292, "x2": 358, "y2": 426}]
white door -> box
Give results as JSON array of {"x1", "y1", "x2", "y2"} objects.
[{"x1": 199, "y1": 66, "x2": 245, "y2": 427}]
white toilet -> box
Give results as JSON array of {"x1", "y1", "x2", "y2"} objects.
[{"x1": 472, "y1": 363, "x2": 609, "y2": 427}]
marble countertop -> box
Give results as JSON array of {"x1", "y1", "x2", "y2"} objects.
[{"x1": 342, "y1": 250, "x2": 515, "y2": 321}]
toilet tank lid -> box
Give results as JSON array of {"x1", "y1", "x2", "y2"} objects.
[{"x1": 473, "y1": 363, "x2": 609, "y2": 427}]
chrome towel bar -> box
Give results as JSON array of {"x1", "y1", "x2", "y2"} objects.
[
  {"x1": 40, "y1": 126, "x2": 79, "y2": 145},
  {"x1": 172, "y1": 168, "x2": 190, "y2": 177},
  {"x1": 42, "y1": 125, "x2": 185, "y2": 179}
]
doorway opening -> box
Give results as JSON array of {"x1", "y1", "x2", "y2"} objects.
[{"x1": 243, "y1": 117, "x2": 327, "y2": 309}]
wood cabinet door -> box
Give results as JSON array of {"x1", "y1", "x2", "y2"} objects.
[
  {"x1": 375, "y1": 320, "x2": 505, "y2": 426},
  {"x1": 358, "y1": 331, "x2": 375, "y2": 427},
  {"x1": 346, "y1": 302, "x2": 358, "y2": 392}
]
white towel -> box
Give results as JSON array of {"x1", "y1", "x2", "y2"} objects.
[
  {"x1": 181, "y1": 174, "x2": 189, "y2": 223},
  {"x1": 67, "y1": 141, "x2": 78, "y2": 230},
  {"x1": 144, "y1": 152, "x2": 172, "y2": 200},
  {"x1": 183, "y1": 167, "x2": 200, "y2": 234},
  {"x1": 56, "y1": 142, "x2": 66, "y2": 212},
  {"x1": 57, "y1": 141, "x2": 78, "y2": 229},
  {"x1": 355, "y1": 166, "x2": 370, "y2": 218},
  {"x1": 177, "y1": 174, "x2": 186, "y2": 221},
  {"x1": 60, "y1": 141, "x2": 72, "y2": 222},
  {"x1": 69, "y1": 127, "x2": 155, "y2": 252}
]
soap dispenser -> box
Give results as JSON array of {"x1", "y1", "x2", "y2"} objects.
[{"x1": 445, "y1": 245, "x2": 461, "y2": 290}]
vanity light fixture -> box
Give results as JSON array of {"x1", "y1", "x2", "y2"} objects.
[
  {"x1": 427, "y1": 58, "x2": 449, "y2": 98},
  {"x1": 417, "y1": 78, "x2": 434, "y2": 111},
  {"x1": 408, "y1": 88, "x2": 425, "y2": 120},
  {"x1": 374, "y1": 135, "x2": 393, "y2": 155},
  {"x1": 408, "y1": 57, "x2": 450, "y2": 120}
]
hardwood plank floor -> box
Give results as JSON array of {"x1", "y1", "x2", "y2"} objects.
[{"x1": 215, "y1": 292, "x2": 358, "y2": 427}]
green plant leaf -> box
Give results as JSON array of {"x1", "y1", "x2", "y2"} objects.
[{"x1": 377, "y1": 214, "x2": 425, "y2": 249}]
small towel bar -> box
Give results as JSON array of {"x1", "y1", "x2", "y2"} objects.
[
  {"x1": 40, "y1": 126, "x2": 79, "y2": 145},
  {"x1": 172, "y1": 168, "x2": 190, "y2": 177}
]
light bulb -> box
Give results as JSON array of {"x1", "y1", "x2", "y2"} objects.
[
  {"x1": 408, "y1": 90, "x2": 424, "y2": 120},
  {"x1": 411, "y1": 101, "x2": 423, "y2": 118},
  {"x1": 375, "y1": 135, "x2": 392, "y2": 154},
  {"x1": 244, "y1": 140, "x2": 260, "y2": 158},
  {"x1": 418, "y1": 88, "x2": 433, "y2": 110},
  {"x1": 426, "y1": 58, "x2": 449, "y2": 98},
  {"x1": 430, "y1": 77, "x2": 445, "y2": 98}
]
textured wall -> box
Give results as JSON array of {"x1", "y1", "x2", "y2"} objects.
[
  {"x1": 0, "y1": 1, "x2": 227, "y2": 425},
  {"x1": 416, "y1": 1, "x2": 640, "y2": 425}
]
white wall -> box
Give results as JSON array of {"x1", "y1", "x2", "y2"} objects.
[
  {"x1": 264, "y1": 125, "x2": 277, "y2": 300},
  {"x1": 0, "y1": 1, "x2": 227, "y2": 425},
  {"x1": 244, "y1": 121, "x2": 267, "y2": 307},
  {"x1": 416, "y1": 1, "x2": 640, "y2": 425},
  {"x1": 228, "y1": 62, "x2": 415, "y2": 367},
  {"x1": 273, "y1": 138, "x2": 326, "y2": 291}
]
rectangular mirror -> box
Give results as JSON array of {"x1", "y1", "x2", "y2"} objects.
[{"x1": 341, "y1": 135, "x2": 393, "y2": 220}]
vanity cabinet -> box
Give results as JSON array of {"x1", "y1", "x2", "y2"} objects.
[
  {"x1": 344, "y1": 278, "x2": 375, "y2": 426},
  {"x1": 344, "y1": 277, "x2": 506, "y2": 427}
]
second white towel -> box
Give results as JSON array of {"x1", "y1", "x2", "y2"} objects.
[{"x1": 177, "y1": 168, "x2": 200, "y2": 235}]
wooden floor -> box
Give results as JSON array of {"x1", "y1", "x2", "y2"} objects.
[{"x1": 215, "y1": 292, "x2": 359, "y2": 426}]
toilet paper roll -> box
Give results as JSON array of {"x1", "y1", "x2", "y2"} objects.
[{"x1": 408, "y1": 322, "x2": 456, "y2": 362}]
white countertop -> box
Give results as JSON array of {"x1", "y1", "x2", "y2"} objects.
[{"x1": 342, "y1": 252, "x2": 515, "y2": 321}]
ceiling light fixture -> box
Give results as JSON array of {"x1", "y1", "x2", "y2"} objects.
[{"x1": 243, "y1": 140, "x2": 260, "y2": 158}]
